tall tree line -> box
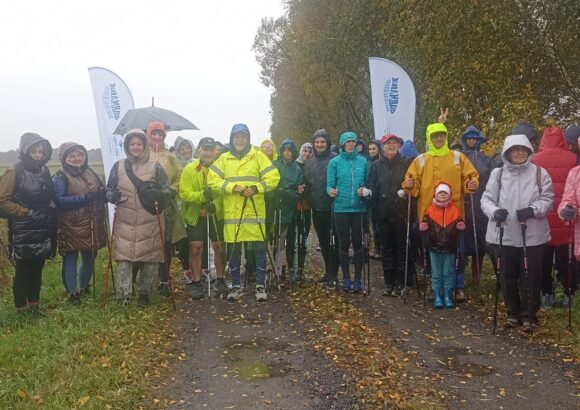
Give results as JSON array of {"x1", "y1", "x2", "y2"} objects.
[{"x1": 254, "y1": 0, "x2": 580, "y2": 150}]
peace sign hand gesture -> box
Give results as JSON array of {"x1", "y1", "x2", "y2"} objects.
[{"x1": 438, "y1": 107, "x2": 449, "y2": 123}]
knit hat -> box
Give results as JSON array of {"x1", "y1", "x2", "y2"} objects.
[{"x1": 435, "y1": 182, "x2": 451, "y2": 196}]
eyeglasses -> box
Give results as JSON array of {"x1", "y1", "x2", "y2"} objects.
[{"x1": 151, "y1": 130, "x2": 165, "y2": 137}]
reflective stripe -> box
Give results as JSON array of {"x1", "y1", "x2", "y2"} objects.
[
  {"x1": 259, "y1": 180, "x2": 267, "y2": 192},
  {"x1": 224, "y1": 218, "x2": 260, "y2": 224},
  {"x1": 221, "y1": 181, "x2": 229, "y2": 193},
  {"x1": 259, "y1": 164, "x2": 276, "y2": 177},
  {"x1": 209, "y1": 165, "x2": 224, "y2": 179},
  {"x1": 226, "y1": 176, "x2": 259, "y2": 182},
  {"x1": 417, "y1": 154, "x2": 425, "y2": 168},
  {"x1": 453, "y1": 150, "x2": 460, "y2": 166}
]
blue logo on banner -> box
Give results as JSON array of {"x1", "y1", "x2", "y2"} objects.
[
  {"x1": 103, "y1": 83, "x2": 121, "y2": 121},
  {"x1": 383, "y1": 78, "x2": 399, "y2": 114}
]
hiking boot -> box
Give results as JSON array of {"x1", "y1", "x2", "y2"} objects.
[
  {"x1": 383, "y1": 284, "x2": 394, "y2": 297},
  {"x1": 326, "y1": 279, "x2": 337, "y2": 290},
  {"x1": 215, "y1": 278, "x2": 228, "y2": 299},
  {"x1": 68, "y1": 293, "x2": 81, "y2": 304},
  {"x1": 444, "y1": 289, "x2": 454, "y2": 309},
  {"x1": 343, "y1": 279, "x2": 352, "y2": 292},
  {"x1": 227, "y1": 286, "x2": 244, "y2": 301},
  {"x1": 505, "y1": 316, "x2": 519, "y2": 329},
  {"x1": 392, "y1": 284, "x2": 402, "y2": 297},
  {"x1": 455, "y1": 289, "x2": 467, "y2": 303},
  {"x1": 182, "y1": 269, "x2": 193, "y2": 284},
  {"x1": 190, "y1": 282, "x2": 203, "y2": 300},
  {"x1": 433, "y1": 292, "x2": 444, "y2": 309},
  {"x1": 28, "y1": 304, "x2": 45, "y2": 319},
  {"x1": 158, "y1": 282, "x2": 171, "y2": 297},
  {"x1": 255, "y1": 285, "x2": 268, "y2": 302},
  {"x1": 522, "y1": 321, "x2": 534, "y2": 334},
  {"x1": 352, "y1": 279, "x2": 363, "y2": 294},
  {"x1": 137, "y1": 294, "x2": 150, "y2": 307}
]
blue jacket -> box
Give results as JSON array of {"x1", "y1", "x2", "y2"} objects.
[
  {"x1": 326, "y1": 132, "x2": 369, "y2": 213},
  {"x1": 52, "y1": 171, "x2": 92, "y2": 211}
]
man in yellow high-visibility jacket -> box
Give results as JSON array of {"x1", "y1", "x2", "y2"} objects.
[{"x1": 208, "y1": 124, "x2": 280, "y2": 302}]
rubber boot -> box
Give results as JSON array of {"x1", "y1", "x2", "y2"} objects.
[
  {"x1": 433, "y1": 290, "x2": 444, "y2": 309},
  {"x1": 444, "y1": 289, "x2": 454, "y2": 309}
]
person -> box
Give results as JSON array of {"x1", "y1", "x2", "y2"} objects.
[
  {"x1": 327, "y1": 131, "x2": 370, "y2": 293},
  {"x1": 356, "y1": 138, "x2": 368, "y2": 158},
  {"x1": 171, "y1": 136, "x2": 195, "y2": 282},
  {"x1": 564, "y1": 125, "x2": 580, "y2": 165},
  {"x1": 260, "y1": 139, "x2": 278, "y2": 162},
  {"x1": 0, "y1": 133, "x2": 56, "y2": 317},
  {"x1": 174, "y1": 137, "x2": 194, "y2": 167},
  {"x1": 368, "y1": 134, "x2": 410, "y2": 296},
  {"x1": 367, "y1": 140, "x2": 381, "y2": 162},
  {"x1": 303, "y1": 129, "x2": 339, "y2": 287},
  {"x1": 289, "y1": 142, "x2": 313, "y2": 279},
  {"x1": 271, "y1": 139, "x2": 303, "y2": 281},
  {"x1": 179, "y1": 137, "x2": 226, "y2": 299},
  {"x1": 208, "y1": 124, "x2": 280, "y2": 301},
  {"x1": 490, "y1": 122, "x2": 538, "y2": 169},
  {"x1": 481, "y1": 134, "x2": 554, "y2": 332},
  {"x1": 400, "y1": 140, "x2": 420, "y2": 160},
  {"x1": 404, "y1": 122, "x2": 479, "y2": 223},
  {"x1": 367, "y1": 139, "x2": 382, "y2": 258},
  {"x1": 459, "y1": 125, "x2": 491, "y2": 298},
  {"x1": 52, "y1": 142, "x2": 107, "y2": 303},
  {"x1": 146, "y1": 122, "x2": 188, "y2": 296},
  {"x1": 531, "y1": 127, "x2": 577, "y2": 308},
  {"x1": 420, "y1": 182, "x2": 466, "y2": 308},
  {"x1": 106, "y1": 129, "x2": 171, "y2": 306}
]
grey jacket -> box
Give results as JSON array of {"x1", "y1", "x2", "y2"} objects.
[{"x1": 481, "y1": 134, "x2": 554, "y2": 247}]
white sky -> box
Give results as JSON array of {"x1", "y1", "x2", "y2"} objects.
[{"x1": 1, "y1": 0, "x2": 284, "y2": 150}]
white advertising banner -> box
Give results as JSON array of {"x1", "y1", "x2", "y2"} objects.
[{"x1": 369, "y1": 57, "x2": 416, "y2": 141}]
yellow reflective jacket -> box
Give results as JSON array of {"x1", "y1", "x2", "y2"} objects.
[
  {"x1": 208, "y1": 146, "x2": 280, "y2": 243},
  {"x1": 179, "y1": 159, "x2": 224, "y2": 227},
  {"x1": 404, "y1": 123, "x2": 479, "y2": 219}
]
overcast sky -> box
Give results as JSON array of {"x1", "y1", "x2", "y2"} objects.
[{"x1": 1, "y1": 0, "x2": 284, "y2": 150}]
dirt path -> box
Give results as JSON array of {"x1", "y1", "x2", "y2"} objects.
[
  {"x1": 163, "y1": 286, "x2": 356, "y2": 409},
  {"x1": 163, "y1": 240, "x2": 579, "y2": 409}
]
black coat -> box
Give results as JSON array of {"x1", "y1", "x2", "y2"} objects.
[{"x1": 368, "y1": 153, "x2": 411, "y2": 221}]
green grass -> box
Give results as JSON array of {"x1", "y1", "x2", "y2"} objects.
[{"x1": 0, "y1": 226, "x2": 176, "y2": 409}]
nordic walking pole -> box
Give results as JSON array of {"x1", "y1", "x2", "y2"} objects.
[
  {"x1": 567, "y1": 221, "x2": 574, "y2": 332},
  {"x1": 248, "y1": 194, "x2": 278, "y2": 290},
  {"x1": 206, "y1": 207, "x2": 212, "y2": 299},
  {"x1": 155, "y1": 201, "x2": 176, "y2": 311},
  {"x1": 520, "y1": 222, "x2": 533, "y2": 334},
  {"x1": 492, "y1": 221, "x2": 504, "y2": 335},
  {"x1": 403, "y1": 189, "x2": 412, "y2": 304},
  {"x1": 103, "y1": 205, "x2": 118, "y2": 306},
  {"x1": 89, "y1": 204, "x2": 97, "y2": 301},
  {"x1": 422, "y1": 232, "x2": 428, "y2": 309},
  {"x1": 469, "y1": 184, "x2": 481, "y2": 287}
]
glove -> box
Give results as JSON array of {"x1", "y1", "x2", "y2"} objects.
[
  {"x1": 516, "y1": 207, "x2": 534, "y2": 222},
  {"x1": 467, "y1": 179, "x2": 477, "y2": 192},
  {"x1": 493, "y1": 208, "x2": 508, "y2": 223},
  {"x1": 27, "y1": 209, "x2": 47, "y2": 223},
  {"x1": 203, "y1": 186, "x2": 213, "y2": 201},
  {"x1": 456, "y1": 221, "x2": 466, "y2": 231},
  {"x1": 151, "y1": 188, "x2": 171, "y2": 203},
  {"x1": 361, "y1": 187, "x2": 372, "y2": 197},
  {"x1": 106, "y1": 190, "x2": 122, "y2": 204},
  {"x1": 560, "y1": 205, "x2": 577, "y2": 221},
  {"x1": 419, "y1": 222, "x2": 429, "y2": 232},
  {"x1": 205, "y1": 202, "x2": 216, "y2": 214}
]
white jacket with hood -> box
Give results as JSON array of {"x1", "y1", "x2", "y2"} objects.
[{"x1": 481, "y1": 134, "x2": 554, "y2": 247}]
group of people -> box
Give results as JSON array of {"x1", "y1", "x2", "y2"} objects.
[{"x1": 1, "y1": 117, "x2": 578, "y2": 332}]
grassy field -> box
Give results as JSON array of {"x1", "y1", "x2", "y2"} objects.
[
  {"x1": 0, "y1": 220, "x2": 177, "y2": 409},
  {"x1": 0, "y1": 163, "x2": 105, "y2": 180}
]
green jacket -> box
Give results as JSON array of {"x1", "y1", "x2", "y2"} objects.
[
  {"x1": 269, "y1": 139, "x2": 303, "y2": 225},
  {"x1": 179, "y1": 159, "x2": 223, "y2": 227}
]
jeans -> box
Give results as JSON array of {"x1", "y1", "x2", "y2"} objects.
[
  {"x1": 430, "y1": 251, "x2": 456, "y2": 291},
  {"x1": 62, "y1": 250, "x2": 95, "y2": 295},
  {"x1": 228, "y1": 241, "x2": 266, "y2": 286}
]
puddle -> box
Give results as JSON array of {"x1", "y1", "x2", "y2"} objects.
[
  {"x1": 224, "y1": 337, "x2": 293, "y2": 380},
  {"x1": 434, "y1": 345, "x2": 494, "y2": 377}
]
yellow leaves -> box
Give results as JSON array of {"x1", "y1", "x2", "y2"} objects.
[
  {"x1": 16, "y1": 389, "x2": 27, "y2": 400},
  {"x1": 78, "y1": 396, "x2": 90, "y2": 406},
  {"x1": 100, "y1": 356, "x2": 111, "y2": 368}
]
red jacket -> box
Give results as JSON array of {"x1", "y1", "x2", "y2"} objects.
[{"x1": 532, "y1": 127, "x2": 576, "y2": 246}]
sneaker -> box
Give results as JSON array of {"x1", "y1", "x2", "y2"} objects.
[
  {"x1": 215, "y1": 278, "x2": 228, "y2": 299},
  {"x1": 255, "y1": 285, "x2": 268, "y2": 302},
  {"x1": 505, "y1": 316, "x2": 519, "y2": 329},
  {"x1": 158, "y1": 282, "x2": 171, "y2": 297},
  {"x1": 182, "y1": 269, "x2": 194, "y2": 284},
  {"x1": 343, "y1": 279, "x2": 352, "y2": 292},
  {"x1": 137, "y1": 294, "x2": 150, "y2": 307},
  {"x1": 190, "y1": 282, "x2": 203, "y2": 300},
  {"x1": 522, "y1": 321, "x2": 534, "y2": 333},
  {"x1": 28, "y1": 304, "x2": 45, "y2": 319},
  {"x1": 541, "y1": 293, "x2": 554, "y2": 309},
  {"x1": 383, "y1": 284, "x2": 394, "y2": 297},
  {"x1": 227, "y1": 286, "x2": 244, "y2": 301},
  {"x1": 326, "y1": 279, "x2": 337, "y2": 290},
  {"x1": 392, "y1": 284, "x2": 402, "y2": 297},
  {"x1": 68, "y1": 293, "x2": 81, "y2": 304},
  {"x1": 352, "y1": 279, "x2": 363, "y2": 293},
  {"x1": 202, "y1": 269, "x2": 215, "y2": 284}
]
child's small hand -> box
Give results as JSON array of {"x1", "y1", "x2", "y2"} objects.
[
  {"x1": 419, "y1": 222, "x2": 429, "y2": 232},
  {"x1": 456, "y1": 221, "x2": 466, "y2": 230}
]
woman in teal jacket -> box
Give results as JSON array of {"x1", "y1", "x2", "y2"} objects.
[{"x1": 327, "y1": 132, "x2": 370, "y2": 292}]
